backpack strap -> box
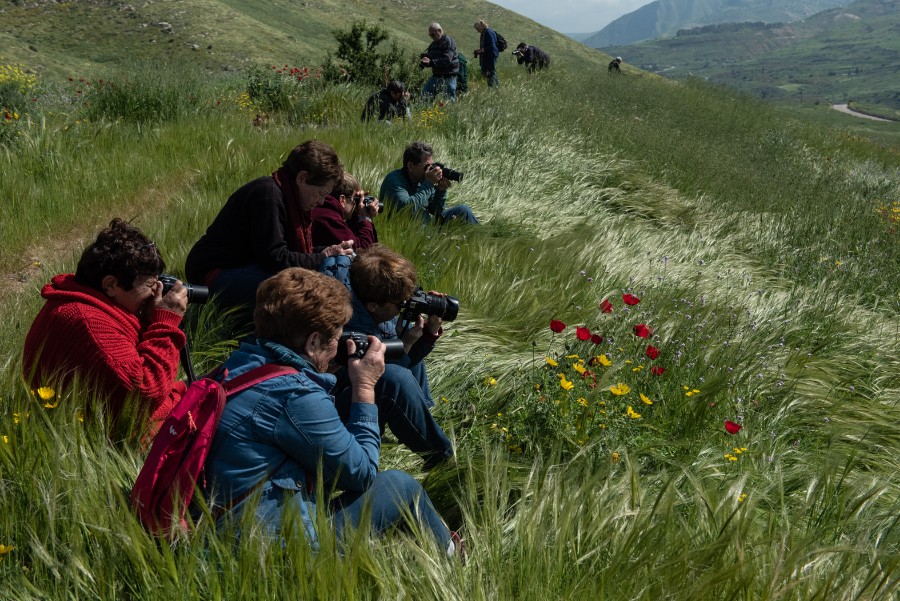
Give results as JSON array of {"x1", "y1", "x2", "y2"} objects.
[{"x1": 221, "y1": 364, "x2": 298, "y2": 397}]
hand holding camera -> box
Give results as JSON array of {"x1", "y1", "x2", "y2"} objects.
[
  {"x1": 343, "y1": 334, "x2": 385, "y2": 403},
  {"x1": 360, "y1": 194, "x2": 379, "y2": 218}
]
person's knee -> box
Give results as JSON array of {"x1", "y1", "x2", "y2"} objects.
[
  {"x1": 378, "y1": 364, "x2": 422, "y2": 405},
  {"x1": 377, "y1": 470, "x2": 424, "y2": 499}
]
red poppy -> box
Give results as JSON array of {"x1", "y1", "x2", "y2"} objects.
[
  {"x1": 590, "y1": 334, "x2": 603, "y2": 345},
  {"x1": 599, "y1": 299, "x2": 613, "y2": 313},
  {"x1": 724, "y1": 420, "x2": 742, "y2": 434},
  {"x1": 576, "y1": 326, "x2": 591, "y2": 341},
  {"x1": 549, "y1": 319, "x2": 566, "y2": 333},
  {"x1": 650, "y1": 366, "x2": 665, "y2": 376},
  {"x1": 645, "y1": 345, "x2": 659, "y2": 359},
  {"x1": 633, "y1": 324, "x2": 652, "y2": 338},
  {"x1": 622, "y1": 294, "x2": 640, "y2": 305}
]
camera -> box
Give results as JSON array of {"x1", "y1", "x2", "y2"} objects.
[
  {"x1": 159, "y1": 274, "x2": 210, "y2": 304},
  {"x1": 362, "y1": 195, "x2": 376, "y2": 207},
  {"x1": 429, "y1": 162, "x2": 464, "y2": 183},
  {"x1": 335, "y1": 331, "x2": 405, "y2": 365},
  {"x1": 401, "y1": 288, "x2": 459, "y2": 322}
]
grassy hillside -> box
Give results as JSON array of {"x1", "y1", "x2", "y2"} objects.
[
  {"x1": 1, "y1": 1, "x2": 900, "y2": 598},
  {"x1": 0, "y1": 0, "x2": 594, "y2": 78},
  {"x1": 606, "y1": 0, "x2": 900, "y2": 117}
]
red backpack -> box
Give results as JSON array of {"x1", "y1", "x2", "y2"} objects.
[{"x1": 130, "y1": 363, "x2": 297, "y2": 538}]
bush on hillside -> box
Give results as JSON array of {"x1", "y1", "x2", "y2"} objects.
[{"x1": 322, "y1": 18, "x2": 424, "y2": 90}]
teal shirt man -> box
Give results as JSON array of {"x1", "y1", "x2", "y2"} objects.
[{"x1": 379, "y1": 141, "x2": 478, "y2": 225}]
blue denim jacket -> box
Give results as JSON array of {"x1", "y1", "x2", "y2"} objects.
[{"x1": 202, "y1": 338, "x2": 380, "y2": 545}]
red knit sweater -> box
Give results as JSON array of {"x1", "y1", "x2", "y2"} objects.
[{"x1": 22, "y1": 274, "x2": 187, "y2": 431}]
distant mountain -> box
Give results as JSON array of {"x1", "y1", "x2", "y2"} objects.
[
  {"x1": 583, "y1": 0, "x2": 855, "y2": 47},
  {"x1": 604, "y1": 0, "x2": 900, "y2": 112}
]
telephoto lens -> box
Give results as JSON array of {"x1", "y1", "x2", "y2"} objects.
[{"x1": 158, "y1": 274, "x2": 210, "y2": 304}]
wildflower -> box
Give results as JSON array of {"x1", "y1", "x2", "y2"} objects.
[
  {"x1": 626, "y1": 406, "x2": 642, "y2": 419},
  {"x1": 622, "y1": 293, "x2": 640, "y2": 305},
  {"x1": 724, "y1": 453, "x2": 738, "y2": 461},
  {"x1": 592, "y1": 354, "x2": 612, "y2": 367},
  {"x1": 559, "y1": 374, "x2": 575, "y2": 391},
  {"x1": 639, "y1": 393, "x2": 653, "y2": 405},
  {"x1": 36, "y1": 387, "x2": 55, "y2": 401},
  {"x1": 611, "y1": 452, "x2": 619, "y2": 462},
  {"x1": 738, "y1": 493, "x2": 747, "y2": 502},
  {"x1": 724, "y1": 420, "x2": 742, "y2": 434},
  {"x1": 13, "y1": 412, "x2": 29, "y2": 424},
  {"x1": 545, "y1": 357, "x2": 558, "y2": 367},
  {"x1": 590, "y1": 333, "x2": 603, "y2": 344},
  {"x1": 650, "y1": 366, "x2": 666, "y2": 376},
  {"x1": 573, "y1": 363, "x2": 587, "y2": 375},
  {"x1": 610, "y1": 383, "x2": 630, "y2": 396},
  {"x1": 2, "y1": 435, "x2": 8, "y2": 444},
  {"x1": 576, "y1": 397, "x2": 588, "y2": 407},
  {"x1": 633, "y1": 324, "x2": 652, "y2": 338},
  {"x1": 645, "y1": 345, "x2": 659, "y2": 359},
  {"x1": 549, "y1": 319, "x2": 566, "y2": 333},
  {"x1": 576, "y1": 326, "x2": 591, "y2": 341},
  {"x1": 483, "y1": 377, "x2": 497, "y2": 386},
  {"x1": 0, "y1": 544, "x2": 13, "y2": 555},
  {"x1": 599, "y1": 299, "x2": 613, "y2": 313}
]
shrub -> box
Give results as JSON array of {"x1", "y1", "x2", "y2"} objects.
[{"x1": 322, "y1": 19, "x2": 424, "y2": 90}]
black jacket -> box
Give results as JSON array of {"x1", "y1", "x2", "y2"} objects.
[{"x1": 423, "y1": 35, "x2": 459, "y2": 77}]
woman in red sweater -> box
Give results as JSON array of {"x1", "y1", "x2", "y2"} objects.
[
  {"x1": 23, "y1": 219, "x2": 188, "y2": 436},
  {"x1": 311, "y1": 171, "x2": 380, "y2": 250}
]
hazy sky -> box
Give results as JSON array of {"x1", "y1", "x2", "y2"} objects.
[{"x1": 489, "y1": 0, "x2": 651, "y2": 33}]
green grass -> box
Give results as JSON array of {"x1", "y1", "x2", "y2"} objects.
[{"x1": 2, "y1": 16, "x2": 900, "y2": 600}]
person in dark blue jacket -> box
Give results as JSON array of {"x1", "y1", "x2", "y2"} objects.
[
  {"x1": 513, "y1": 42, "x2": 550, "y2": 73},
  {"x1": 202, "y1": 267, "x2": 458, "y2": 555},
  {"x1": 473, "y1": 19, "x2": 499, "y2": 88}
]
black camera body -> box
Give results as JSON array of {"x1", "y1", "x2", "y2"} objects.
[
  {"x1": 362, "y1": 195, "x2": 376, "y2": 207},
  {"x1": 335, "y1": 331, "x2": 405, "y2": 365},
  {"x1": 401, "y1": 288, "x2": 459, "y2": 323},
  {"x1": 159, "y1": 274, "x2": 210, "y2": 304},
  {"x1": 430, "y1": 162, "x2": 464, "y2": 183}
]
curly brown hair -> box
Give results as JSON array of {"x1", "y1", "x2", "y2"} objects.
[
  {"x1": 254, "y1": 268, "x2": 352, "y2": 349},
  {"x1": 350, "y1": 244, "x2": 418, "y2": 305},
  {"x1": 282, "y1": 140, "x2": 343, "y2": 185},
  {"x1": 331, "y1": 172, "x2": 361, "y2": 201},
  {"x1": 74, "y1": 218, "x2": 165, "y2": 291}
]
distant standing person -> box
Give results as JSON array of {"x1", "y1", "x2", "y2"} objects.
[
  {"x1": 513, "y1": 43, "x2": 550, "y2": 73},
  {"x1": 472, "y1": 19, "x2": 499, "y2": 88},
  {"x1": 379, "y1": 141, "x2": 478, "y2": 225},
  {"x1": 608, "y1": 56, "x2": 623, "y2": 74},
  {"x1": 361, "y1": 80, "x2": 410, "y2": 123},
  {"x1": 420, "y1": 22, "x2": 460, "y2": 101}
]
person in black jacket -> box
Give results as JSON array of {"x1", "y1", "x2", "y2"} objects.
[
  {"x1": 361, "y1": 80, "x2": 410, "y2": 123},
  {"x1": 420, "y1": 22, "x2": 460, "y2": 101},
  {"x1": 608, "y1": 56, "x2": 623, "y2": 74},
  {"x1": 185, "y1": 141, "x2": 354, "y2": 322},
  {"x1": 513, "y1": 42, "x2": 550, "y2": 74}
]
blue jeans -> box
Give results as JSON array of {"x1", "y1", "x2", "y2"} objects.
[
  {"x1": 440, "y1": 205, "x2": 479, "y2": 224},
  {"x1": 422, "y1": 75, "x2": 457, "y2": 101},
  {"x1": 331, "y1": 470, "x2": 451, "y2": 550},
  {"x1": 335, "y1": 364, "x2": 453, "y2": 466},
  {"x1": 482, "y1": 68, "x2": 499, "y2": 88},
  {"x1": 207, "y1": 264, "x2": 273, "y2": 328}
]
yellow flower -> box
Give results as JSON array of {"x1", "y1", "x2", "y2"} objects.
[
  {"x1": 573, "y1": 363, "x2": 587, "y2": 375},
  {"x1": 599, "y1": 423, "x2": 607, "y2": 429},
  {"x1": 545, "y1": 357, "x2": 558, "y2": 367},
  {"x1": 624, "y1": 359, "x2": 633, "y2": 365},
  {"x1": 565, "y1": 354, "x2": 581, "y2": 360},
  {"x1": 13, "y1": 412, "x2": 29, "y2": 424},
  {"x1": 483, "y1": 376, "x2": 497, "y2": 386},
  {"x1": 631, "y1": 365, "x2": 644, "y2": 372},
  {"x1": 559, "y1": 374, "x2": 575, "y2": 391},
  {"x1": 36, "y1": 387, "x2": 55, "y2": 401},
  {"x1": 738, "y1": 493, "x2": 747, "y2": 503},
  {"x1": 595, "y1": 354, "x2": 612, "y2": 367},
  {"x1": 611, "y1": 452, "x2": 619, "y2": 462},
  {"x1": 724, "y1": 454, "x2": 738, "y2": 462},
  {"x1": 2, "y1": 435, "x2": 8, "y2": 444},
  {"x1": 610, "y1": 383, "x2": 630, "y2": 396},
  {"x1": 0, "y1": 544, "x2": 13, "y2": 554},
  {"x1": 576, "y1": 397, "x2": 588, "y2": 407},
  {"x1": 639, "y1": 393, "x2": 654, "y2": 405},
  {"x1": 685, "y1": 388, "x2": 700, "y2": 397},
  {"x1": 626, "y1": 406, "x2": 642, "y2": 419}
]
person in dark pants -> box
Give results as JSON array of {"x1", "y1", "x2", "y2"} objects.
[
  {"x1": 608, "y1": 56, "x2": 623, "y2": 74},
  {"x1": 473, "y1": 19, "x2": 499, "y2": 88},
  {"x1": 513, "y1": 43, "x2": 550, "y2": 73},
  {"x1": 361, "y1": 80, "x2": 410, "y2": 123}
]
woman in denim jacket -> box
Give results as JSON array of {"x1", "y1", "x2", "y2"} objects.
[{"x1": 202, "y1": 267, "x2": 453, "y2": 553}]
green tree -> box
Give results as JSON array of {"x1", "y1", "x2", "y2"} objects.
[{"x1": 322, "y1": 18, "x2": 423, "y2": 90}]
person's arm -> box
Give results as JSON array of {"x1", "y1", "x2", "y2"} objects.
[
  {"x1": 486, "y1": 29, "x2": 499, "y2": 59},
  {"x1": 348, "y1": 217, "x2": 377, "y2": 249},
  {"x1": 380, "y1": 171, "x2": 435, "y2": 214},
  {"x1": 312, "y1": 201, "x2": 360, "y2": 249}
]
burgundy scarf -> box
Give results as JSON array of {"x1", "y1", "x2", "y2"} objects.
[{"x1": 272, "y1": 167, "x2": 313, "y2": 254}]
